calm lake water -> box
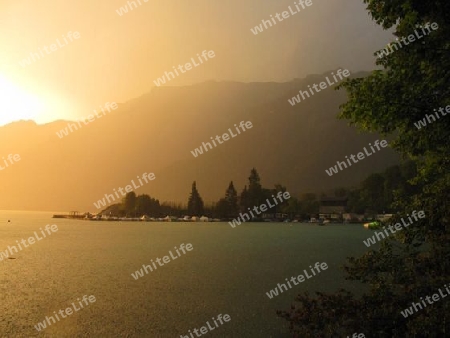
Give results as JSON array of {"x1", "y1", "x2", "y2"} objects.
[{"x1": 0, "y1": 211, "x2": 371, "y2": 337}]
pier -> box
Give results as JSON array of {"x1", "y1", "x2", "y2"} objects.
[{"x1": 52, "y1": 211, "x2": 85, "y2": 219}]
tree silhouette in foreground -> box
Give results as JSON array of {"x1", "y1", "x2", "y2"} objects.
[{"x1": 278, "y1": 0, "x2": 450, "y2": 336}]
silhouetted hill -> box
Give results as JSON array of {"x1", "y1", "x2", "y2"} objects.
[{"x1": 0, "y1": 72, "x2": 399, "y2": 211}]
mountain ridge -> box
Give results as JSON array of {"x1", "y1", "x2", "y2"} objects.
[{"x1": 0, "y1": 73, "x2": 399, "y2": 211}]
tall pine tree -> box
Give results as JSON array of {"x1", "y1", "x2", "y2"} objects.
[
  {"x1": 225, "y1": 181, "x2": 238, "y2": 218},
  {"x1": 187, "y1": 181, "x2": 204, "y2": 216},
  {"x1": 247, "y1": 168, "x2": 264, "y2": 208}
]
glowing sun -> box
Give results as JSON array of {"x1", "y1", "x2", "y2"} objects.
[{"x1": 0, "y1": 76, "x2": 46, "y2": 126}]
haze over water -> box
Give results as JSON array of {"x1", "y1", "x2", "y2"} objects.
[{"x1": 0, "y1": 211, "x2": 369, "y2": 337}]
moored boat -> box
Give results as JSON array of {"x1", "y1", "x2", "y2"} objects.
[{"x1": 363, "y1": 221, "x2": 382, "y2": 230}]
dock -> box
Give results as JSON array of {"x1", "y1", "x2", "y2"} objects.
[{"x1": 52, "y1": 211, "x2": 85, "y2": 219}]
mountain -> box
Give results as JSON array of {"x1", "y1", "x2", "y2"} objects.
[{"x1": 0, "y1": 72, "x2": 399, "y2": 212}]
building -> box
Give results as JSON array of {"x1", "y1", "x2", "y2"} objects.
[
  {"x1": 343, "y1": 213, "x2": 365, "y2": 222},
  {"x1": 319, "y1": 197, "x2": 348, "y2": 220}
]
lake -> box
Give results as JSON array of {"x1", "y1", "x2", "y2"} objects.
[{"x1": 0, "y1": 211, "x2": 371, "y2": 337}]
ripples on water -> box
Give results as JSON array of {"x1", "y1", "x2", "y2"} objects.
[{"x1": 0, "y1": 211, "x2": 369, "y2": 337}]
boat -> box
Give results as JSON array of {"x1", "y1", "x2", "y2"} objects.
[
  {"x1": 317, "y1": 219, "x2": 330, "y2": 226},
  {"x1": 364, "y1": 221, "x2": 382, "y2": 230}
]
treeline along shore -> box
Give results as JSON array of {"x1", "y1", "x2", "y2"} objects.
[{"x1": 56, "y1": 162, "x2": 417, "y2": 222}]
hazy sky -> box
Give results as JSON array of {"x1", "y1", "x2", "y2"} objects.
[{"x1": 0, "y1": 0, "x2": 392, "y2": 125}]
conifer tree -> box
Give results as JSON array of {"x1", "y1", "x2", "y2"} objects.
[
  {"x1": 187, "y1": 181, "x2": 204, "y2": 216},
  {"x1": 247, "y1": 168, "x2": 264, "y2": 208},
  {"x1": 239, "y1": 185, "x2": 249, "y2": 212},
  {"x1": 225, "y1": 181, "x2": 238, "y2": 218}
]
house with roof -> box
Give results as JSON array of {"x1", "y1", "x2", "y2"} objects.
[{"x1": 319, "y1": 197, "x2": 348, "y2": 221}]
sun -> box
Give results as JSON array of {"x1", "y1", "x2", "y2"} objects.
[{"x1": 0, "y1": 76, "x2": 46, "y2": 126}]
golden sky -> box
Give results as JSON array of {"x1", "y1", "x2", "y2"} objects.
[{"x1": 0, "y1": 0, "x2": 391, "y2": 125}]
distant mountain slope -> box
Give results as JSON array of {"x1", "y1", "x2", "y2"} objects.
[{"x1": 0, "y1": 72, "x2": 399, "y2": 211}]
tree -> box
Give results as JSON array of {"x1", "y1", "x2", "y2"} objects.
[
  {"x1": 382, "y1": 165, "x2": 402, "y2": 211},
  {"x1": 215, "y1": 198, "x2": 229, "y2": 219},
  {"x1": 122, "y1": 192, "x2": 136, "y2": 216},
  {"x1": 279, "y1": 1, "x2": 450, "y2": 336},
  {"x1": 224, "y1": 181, "x2": 239, "y2": 218},
  {"x1": 187, "y1": 181, "x2": 204, "y2": 216},
  {"x1": 334, "y1": 187, "x2": 350, "y2": 198},
  {"x1": 299, "y1": 193, "x2": 319, "y2": 216},
  {"x1": 346, "y1": 188, "x2": 366, "y2": 214},
  {"x1": 247, "y1": 168, "x2": 265, "y2": 208},
  {"x1": 239, "y1": 185, "x2": 250, "y2": 212},
  {"x1": 135, "y1": 194, "x2": 152, "y2": 216},
  {"x1": 269, "y1": 184, "x2": 289, "y2": 215},
  {"x1": 135, "y1": 194, "x2": 161, "y2": 217},
  {"x1": 359, "y1": 173, "x2": 385, "y2": 213},
  {"x1": 282, "y1": 196, "x2": 301, "y2": 218},
  {"x1": 215, "y1": 182, "x2": 239, "y2": 219}
]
